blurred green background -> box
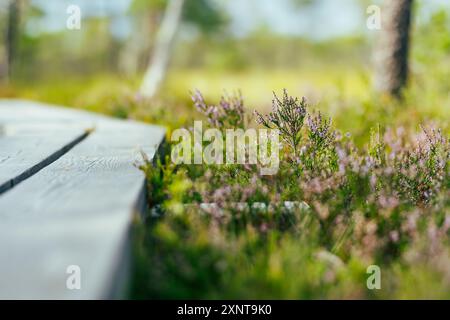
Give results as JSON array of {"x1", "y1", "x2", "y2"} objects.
[{"x1": 0, "y1": 0, "x2": 448, "y2": 139}]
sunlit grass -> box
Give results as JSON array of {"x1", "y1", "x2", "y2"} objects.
[
  {"x1": 7, "y1": 67, "x2": 447, "y2": 150},
  {"x1": 165, "y1": 67, "x2": 371, "y2": 108}
]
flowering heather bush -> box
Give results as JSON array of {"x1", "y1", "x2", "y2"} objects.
[
  {"x1": 255, "y1": 89, "x2": 307, "y2": 157},
  {"x1": 191, "y1": 89, "x2": 246, "y2": 128},
  {"x1": 303, "y1": 111, "x2": 338, "y2": 172},
  {"x1": 134, "y1": 89, "x2": 450, "y2": 299},
  {"x1": 307, "y1": 111, "x2": 336, "y2": 151},
  {"x1": 392, "y1": 126, "x2": 448, "y2": 205}
]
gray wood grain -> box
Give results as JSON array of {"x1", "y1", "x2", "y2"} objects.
[
  {"x1": 0, "y1": 100, "x2": 96, "y2": 193},
  {"x1": 0, "y1": 100, "x2": 166, "y2": 299},
  {"x1": 0, "y1": 130, "x2": 89, "y2": 194}
]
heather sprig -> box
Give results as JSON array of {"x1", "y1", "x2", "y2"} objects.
[
  {"x1": 368, "y1": 125, "x2": 386, "y2": 167},
  {"x1": 299, "y1": 111, "x2": 338, "y2": 172},
  {"x1": 191, "y1": 89, "x2": 246, "y2": 128},
  {"x1": 254, "y1": 89, "x2": 307, "y2": 157},
  {"x1": 392, "y1": 125, "x2": 449, "y2": 205},
  {"x1": 307, "y1": 111, "x2": 336, "y2": 151}
]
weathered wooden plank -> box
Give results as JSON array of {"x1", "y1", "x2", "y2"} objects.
[
  {"x1": 0, "y1": 100, "x2": 166, "y2": 299},
  {"x1": 0, "y1": 99, "x2": 107, "y2": 124},
  {"x1": 0, "y1": 99, "x2": 97, "y2": 193},
  {"x1": 0, "y1": 130, "x2": 89, "y2": 194}
]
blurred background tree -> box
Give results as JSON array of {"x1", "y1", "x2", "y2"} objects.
[
  {"x1": 139, "y1": 0, "x2": 185, "y2": 98},
  {"x1": 0, "y1": 0, "x2": 28, "y2": 83},
  {"x1": 0, "y1": 0, "x2": 448, "y2": 120},
  {"x1": 136, "y1": 0, "x2": 227, "y2": 98},
  {"x1": 374, "y1": 0, "x2": 414, "y2": 97}
]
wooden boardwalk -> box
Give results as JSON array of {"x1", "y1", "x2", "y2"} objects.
[{"x1": 0, "y1": 100, "x2": 165, "y2": 299}]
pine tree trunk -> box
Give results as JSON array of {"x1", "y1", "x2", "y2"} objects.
[
  {"x1": 4, "y1": 0, "x2": 22, "y2": 82},
  {"x1": 139, "y1": 0, "x2": 185, "y2": 99},
  {"x1": 1, "y1": 0, "x2": 26, "y2": 83},
  {"x1": 374, "y1": 0, "x2": 413, "y2": 97}
]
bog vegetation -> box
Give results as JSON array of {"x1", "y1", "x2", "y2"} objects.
[
  {"x1": 1, "y1": 1, "x2": 449, "y2": 299},
  {"x1": 134, "y1": 87, "x2": 449, "y2": 299}
]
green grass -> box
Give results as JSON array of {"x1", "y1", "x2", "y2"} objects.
[
  {"x1": 3, "y1": 39, "x2": 449, "y2": 300},
  {"x1": 129, "y1": 80, "x2": 449, "y2": 299}
]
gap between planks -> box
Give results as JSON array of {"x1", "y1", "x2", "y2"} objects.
[{"x1": 0, "y1": 129, "x2": 91, "y2": 195}]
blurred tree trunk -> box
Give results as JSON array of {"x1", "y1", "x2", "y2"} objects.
[
  {"x1": 139, "y1": 0, "x2": 185, "y2": 98},
  {"x1": 374, "y1": 0, "x2": 413, "y2": 97},
  {"x1": 119, "y1": 12, "x2": 157, "y2": 76},
  {"x1": 3, "y1": 0, "x2": 23, "y2": 82},
  {"x1": 0, "y1": 0, "x2": 27, "y2": 83}
]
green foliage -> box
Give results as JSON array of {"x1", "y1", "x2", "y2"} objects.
[
  {"x1": 132, "y1": 89, "x2": 450, "y2": 299},
  {"x1": 129, "y1": 0, "x2": 227, "y2": 33},
  {"x1": 129, "y1": 0, "x2": 167, "y2": 12},
  {"x1": 183, "y1": 0, "x2": 228, "y2": 34}
]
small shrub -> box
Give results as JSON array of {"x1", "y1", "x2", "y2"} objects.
[
  {"x1": 191, "y1": 89, "x2": 246, "y2": 128},
  {"x1": 255, "y1": 89, "x2": 307, "y2": 158},
  {"x1": 134, "y1": 89, "x2": 450, "y2": 299}
]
